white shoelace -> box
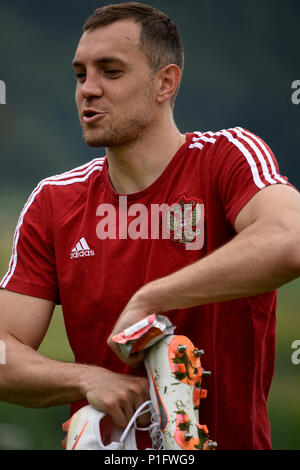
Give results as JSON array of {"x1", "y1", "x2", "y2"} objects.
[
  {"x1": 146, "y1": 411, "x2": 164, "y2": 450},
  {"x1": 118, "y1": 400, "x2": 163, "y2": 450}
]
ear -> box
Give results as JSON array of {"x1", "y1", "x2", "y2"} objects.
[{"x1": 156, "y1": 64, "x2": 182, "y2": 105}]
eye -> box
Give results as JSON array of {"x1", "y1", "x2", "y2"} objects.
[
  {"x1": 75, "y1": 72, "x2": 86, "y2": 82},
  {"x1": 105, "y1": 69, "x2": 122, "y2": 78}
]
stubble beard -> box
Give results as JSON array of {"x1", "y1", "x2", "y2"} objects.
[
  {"x1": 82, "y1": 115, "x2": 154, "y2": 148},
  {"x1": 81, "y1": 88, "x2": 156, "y2": 149}
]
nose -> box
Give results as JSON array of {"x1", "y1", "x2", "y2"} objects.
[{"x1": 80, "y1": 72, "x2": 104, "y2": 100}]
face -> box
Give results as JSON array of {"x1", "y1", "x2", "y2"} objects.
[{"x1": 73, "y1": 20, "x2": 157, "y2": 148}]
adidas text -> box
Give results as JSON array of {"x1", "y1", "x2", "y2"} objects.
[{"x1": 71, "y1": 250, "x2": 95, "y2": 260}]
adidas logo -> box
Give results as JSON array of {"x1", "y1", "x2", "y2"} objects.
[{"x1": 70, "y1": 238, "x2": 95, "y2": 260}]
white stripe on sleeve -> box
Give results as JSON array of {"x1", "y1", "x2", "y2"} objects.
[
  {"x1": 216, "y1": 130, "x2": 266, "y2": 190},
  {"x1": 235, "y1": 128, "x2": 287, "y2": 185},
  {"x1": 0, "y1": 163, "x2": 103, "y2": 288}
]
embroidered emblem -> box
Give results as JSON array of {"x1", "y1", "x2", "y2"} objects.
[{"x1": 166, "y1": 197, "x2": 204, "y2": 250}]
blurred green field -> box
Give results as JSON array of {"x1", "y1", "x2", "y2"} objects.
[{"x1": 0, "y1": 206, "x2": 299, "y2": 450}]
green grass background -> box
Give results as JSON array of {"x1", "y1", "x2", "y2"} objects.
[{"x1": 0, "y1": 201, "x2": 299, "y2": 450}]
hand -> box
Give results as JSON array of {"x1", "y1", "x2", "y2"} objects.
[
  {"x1": 82, "y1": 366, "x2": 150, "y2": 430},
  {"x1": 107, "y1": 291, "x2": 158, "y2": 368}
]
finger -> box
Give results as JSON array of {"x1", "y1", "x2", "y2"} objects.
[
  {"x1": 108, "y1": 405, "x2": 129, "y2": 430},
  {"x1": 121, "y1": 402, "x2": 136, "y2": 427},
  {"x1": 132, "y1": 383, "x2": 151, "y2": 427},
  {"x1": 125, "y1": 351, "x2": 145, "y2": 368},
  {"x1": 121, "y1": 397, "x2": 151, "y2": 429},
  {"x1": 136, "y1": 408, "x2": 151, "y2": 427},
  {"x1": 111, "y1": 344, "x2": 145, "y2": 368}
]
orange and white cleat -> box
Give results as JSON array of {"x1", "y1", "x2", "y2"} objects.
[
  {"x1": 62, "y1": 405, "x2": 126, "y2": 450},
  {"x1": 69, "y1": 315, "x2": 217, "y2": 451},
  {"x1": 62, "y1": 400, "x2": 162, "y2": 450},
  {"x1": 144, "y1": 334, "x2": 217, "y2": 450}
]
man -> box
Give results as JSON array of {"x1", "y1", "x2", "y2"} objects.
[{"x1": 0, "y1": 2, "x2": 299, "y2": 450}]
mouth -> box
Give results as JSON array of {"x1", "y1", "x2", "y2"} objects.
[{"x1": 82, "y1": 109, "x2": 107, "y2": 124}]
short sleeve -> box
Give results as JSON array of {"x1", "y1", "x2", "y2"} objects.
[
  {"x1": 0, "y1": 183, "x2": 59, "y2": 302},
  {"x1": 211, "y1": 127, "x2": 292, "y2": 227}
]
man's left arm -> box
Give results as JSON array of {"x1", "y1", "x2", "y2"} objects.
[{"x1": 108, "y1": 184, "x2": 300, "y2": 366}]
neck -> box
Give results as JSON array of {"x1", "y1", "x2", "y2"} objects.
[{"x1": 106, "y1": 117, "x2": 186, "y2": 195}]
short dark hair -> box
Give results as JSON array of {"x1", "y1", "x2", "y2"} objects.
[{"x1": 83, "y1": 2, "x2": 184, "y2": 107}]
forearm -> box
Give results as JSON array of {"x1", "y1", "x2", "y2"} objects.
[
  {"x1": 138, "y1": 221, "x2": 300, "y2": 313},
  {"x1": 0, "y1": 332, "x2": 150, "y2": 428},
  {"x1": 0, "y1": 333, "x2": 90, "y2": 408}
]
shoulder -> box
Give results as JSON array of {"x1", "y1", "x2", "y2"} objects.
[
  {"x1": 20, "y1": 157, "x2": 106, "y2": 219},
  {"x1": 188, "y1": 126, "x2": 268, "y2": 152},
  {"x1": 40, "y1": 157, "x2": 106, "y2": 190},
  {"x1": 188, "y1": 127, "x2": 277, "y2": 176},
  {"x1": 30, "y1": 157, "x2": 106, "y2": 199},
  {"x1": 188, "y1": 127, "x2": 288, "y2": 191}
]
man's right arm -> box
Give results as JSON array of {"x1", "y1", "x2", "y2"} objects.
[{"x1": 0, "y1": 289, "x2": 149, "y2": 429}]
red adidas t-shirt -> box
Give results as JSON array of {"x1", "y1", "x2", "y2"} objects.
[{"x1": 1, "y1": 127, "x2": 292, "y2": 449}]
